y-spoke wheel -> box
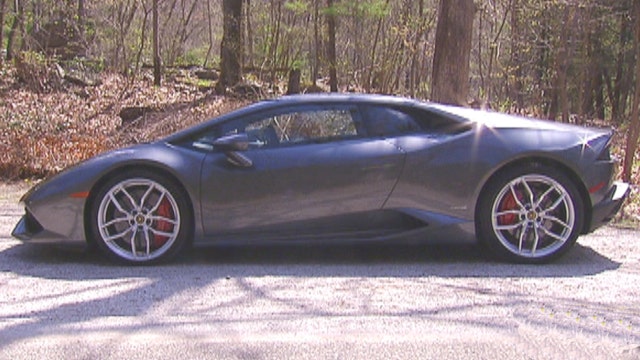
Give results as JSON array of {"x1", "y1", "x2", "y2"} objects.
[
  {"x1": 90, "y1": 170, "x2": 192, "y2": 264},
  {"x1": 477, "y1": 164, "x2": 584, "y2": 263}
]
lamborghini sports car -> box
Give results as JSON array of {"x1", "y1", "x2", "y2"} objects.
[{"x1": 12, "y1": 94, "x2": 630, "y2": 264}]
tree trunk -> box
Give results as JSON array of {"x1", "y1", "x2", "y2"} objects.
[
  {"x1": 549, "y1": 3, "x2": 576, "y2": 122},
  {"x1": 431, "y1": 0, "x2": 475, "y2": 106},
  {"x1": 77, "y1": 0, "x2": 85, "y2": 42},
  {"x1": 203, "y1": 0, "x2": 214, "y2": 67},
  {"x1": 268, "y1": 0, "x2": 282, "y2": 83},
  {"x1": 409, "y1": 0, "x2": 427, "y2": 98},
  {"x1": 114, "y1": 0, "x2": 139, "y2": 74},
  {"x1": 623, "y1": 0, "x2": 640, "y2": 182},
  {"x1": 134, "y1": 1, "x2": 150, "y2": 76},
  {"x1": 613, "y1": 6, "x2": 633, "y2": 123},
  {"x1": 312, "y1": 0, "x2": 320, "y2": 85},
  {"x1": 594, "y1": 68, "x2": 606, "y2": 120},
  {"x1": 364, "y1": 0, "x2": 390, "y2": 92},
  {"x1": 510, "y1": 0, "x2": 524, "y2": 109},
  {"x1": 326, "y1": 0, "x2": 338, "y2": 92},
  {"x1": 535, "y1": 4, "x2": 552, "y2": 116},
  {"x1": 152, "y1": 0, "x2": 161, "y2": 86},
  {"x1": 218, "y1": 0, "x2": 243, "y2": 91},
  {"x1": 0, "y1": 0, "x2": 6, "y2": 64},
  {"x1": 245, "y1": 0, "x2": 253, "y2": 67},
  {"x1": 286, "y1": 68, "x2": 301, "y2": 94},
  {"x1": 581, "y1": 27, "x2": 596, "y2": 118},
  {"x1": 6, "y1": 0, "x2": 24, "y2": 61}
]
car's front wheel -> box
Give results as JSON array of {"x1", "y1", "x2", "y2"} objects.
[
  {"x1": 89, "y1": 170, "x2": 191, "y2": 264},
  {"x1": 477, "y1": 164, "x2": 584, "y2": 263}
]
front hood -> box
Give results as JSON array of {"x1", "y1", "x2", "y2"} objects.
[{"x1": 20, "y1": 144, "x2": 148, "y2": 204}]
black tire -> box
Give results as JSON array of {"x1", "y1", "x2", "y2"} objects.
[
  {"x1": 89, "y1": 169, "x2": 192, "y2": 265},
  {"x1": 476, "y1": 163, "x2": 584, "y2": 264}
]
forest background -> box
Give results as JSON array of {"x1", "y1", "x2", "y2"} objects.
[{"x1": 0, "y1": 0, "x2": 639, "y2": 224}]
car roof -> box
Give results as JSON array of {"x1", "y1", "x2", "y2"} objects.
[{"x1": 266, "y1": 93, "x2": 421, "y2": 106}]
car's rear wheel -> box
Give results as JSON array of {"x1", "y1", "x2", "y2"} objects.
[
  {"x1": 477, "y1": 164, "x2": 584, "y2": 263},
  {"x1": 89, "y1": 170, "x2": 191, "y2": 264}
]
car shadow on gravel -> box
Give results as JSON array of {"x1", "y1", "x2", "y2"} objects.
[
  {"x1": 2, "y1": 241, "x2": 621, "y2": 280},
  {"x1": 0, "y1": 240, "x2": 629, "y2": 355}
]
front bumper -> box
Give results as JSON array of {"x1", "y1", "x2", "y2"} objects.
[
  {"x1": 11, "y1": 210, "x2": 43, "y2": 241},
  {"x1": 588, "y1": 181, "x2": 630, "y2": 232},
  {"x1": 11, "y1": 208, "x2": 86, "y2": 249}
]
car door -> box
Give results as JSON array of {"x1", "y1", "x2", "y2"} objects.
[
  {"x1": 359, "y1": 104, "x2": 477, "y2": 220},
  {"x1": 198, "y1": 103, "x2": 406, "y2": 235}
]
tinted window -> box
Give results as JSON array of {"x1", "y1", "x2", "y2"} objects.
[
  {"x1": 363, "y1": 105, "x2": 470, "y2": 136},
  {"x1": 362, "y1": 106, "x2": 422, "y2": 137}
]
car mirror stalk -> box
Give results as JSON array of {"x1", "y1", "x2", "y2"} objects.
[{"x1": 224, "y1": 151, "x2": 253, "y2": 168}]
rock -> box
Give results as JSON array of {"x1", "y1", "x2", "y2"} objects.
[
  {"x1": 303, "y1": 84, "x2": 325, "y2": 93},
  {"x1": 194, "y1": 69, "x2": 219, "y2": 81},
  {"x1": 31, "y1": 19, "x2": 85, "y2": 59},
  {"x1": 198, "y1": 84, "x2": 215, "y2": 93},
  {"x1": 64, "y1": 69, "x2": 102, "y2": 87},
  {"x1": 230, "y1": 82, "x2": 263, "y2": 98},
  {"x1": 119, "y1": 106, "x2": 154, "y2": 124},
  {"x1": 74, "y1": 88, "x2": 90, "y2": 100}
]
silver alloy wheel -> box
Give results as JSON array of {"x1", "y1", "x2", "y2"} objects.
[
  {"x1": 97, "y1": 178, "x2": 181, "y2": 262},
  {"x1": 490, "y1": 174, "x2": 576, "y2": 259}
]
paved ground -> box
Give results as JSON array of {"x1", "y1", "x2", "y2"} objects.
[{"x1": 1, "y1": 182, "x2": 639, "y2": 359}]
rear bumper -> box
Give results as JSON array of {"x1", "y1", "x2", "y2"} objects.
[{"x1": 588, "y1": 181, "x2": 630, "y2": 232}]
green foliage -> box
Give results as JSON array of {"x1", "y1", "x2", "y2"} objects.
[
  {"x1": 290, "y1": 58, "x2": 306, "y2": 70},
  {"x1": 284, "y1": 0, "x2": 309, "y2": 14},
  {"x1": 175, "y1": 46, "x2": 209, "y2": 67},
  {"x1": 350, "y1": 0, "x2": 391, "y2": 18},
  {"x1": 319, "y1": 0, "x2": 390, "y2": 18}
]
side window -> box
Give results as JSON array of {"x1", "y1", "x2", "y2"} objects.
[
  {"x1": 191, "y1": 108, "x2": 360, "y2": 151},
  {"x1": 363, "y1": 106, "x2": 422, "y2": 137},
  {"x1": 244, "y1": 109, "x2": 359, "y2": 148}
]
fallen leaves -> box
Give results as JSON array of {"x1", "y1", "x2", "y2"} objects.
[{"x1": 0, "y1": 70, "x2": 247, "y2": 180}]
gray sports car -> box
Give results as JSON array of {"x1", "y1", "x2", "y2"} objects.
[{"x1": 12, "y1": 94, "x2": 629, "y2": 264}]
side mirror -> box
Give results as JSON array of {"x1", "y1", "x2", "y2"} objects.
[
  {"x1": 212, "y1": 133, "x2": 252, "y2": 168},
  {"x1": 212, "y1": 133, "x2": 250, "y2": 151}
]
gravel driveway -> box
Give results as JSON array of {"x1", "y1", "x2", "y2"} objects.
[{"x1": 1, "y1": 182, "x2": 639, "y2": 360}]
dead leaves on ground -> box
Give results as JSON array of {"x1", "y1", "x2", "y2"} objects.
[{"x1": 1, "y1": 71, "x2": 247, "y2": 180}]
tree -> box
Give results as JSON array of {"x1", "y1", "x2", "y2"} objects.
[
  {"x1": 0, "y1": 0, "x2": 6, "y2": 64},
  {"x1": 623, "y1": 0, "x2": 640, "y2": 182},
  {"x1": 218, "y1": 0, "x2": 243, "y2": 91},
  {"x1": 611, "y1": 1, "x2": 634, "y2": 123},
  {"x1": 509, "y1": 0, "x2": 524, "y2": 109},
  {"x1": 548, "y1": 3, "x2": 577, "y2": 122},
  {"x1": 431, "y1": 0, "x2": 475, "y2": 106},
  {"x1": 153, "y1": 0, "x2": 161, "y2": 86},
  {"x1": 6, "y1": 0, "x2": 25, "y2": 61},
  {"x1": 326, "y1": 0, "x2": 338, "y2": 92},
  {"x1": 311, "y1": 0, "x2": 320, "y2": 86}
]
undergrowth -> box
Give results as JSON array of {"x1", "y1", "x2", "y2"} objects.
[{"x1": 0, "y1": 67, "x2": 248, "y2": 179}]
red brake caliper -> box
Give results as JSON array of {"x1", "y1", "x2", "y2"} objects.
[
  {"x1": 154, "y1": 198, "x2": 174, "y2": 247},
  {"x1": 498, "y1": 191, "x2": 519, "y2": 225}
]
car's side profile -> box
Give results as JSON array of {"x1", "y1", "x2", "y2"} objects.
[{"x1": 12, "y1": 94, "x2": 629, "y2": 264}]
